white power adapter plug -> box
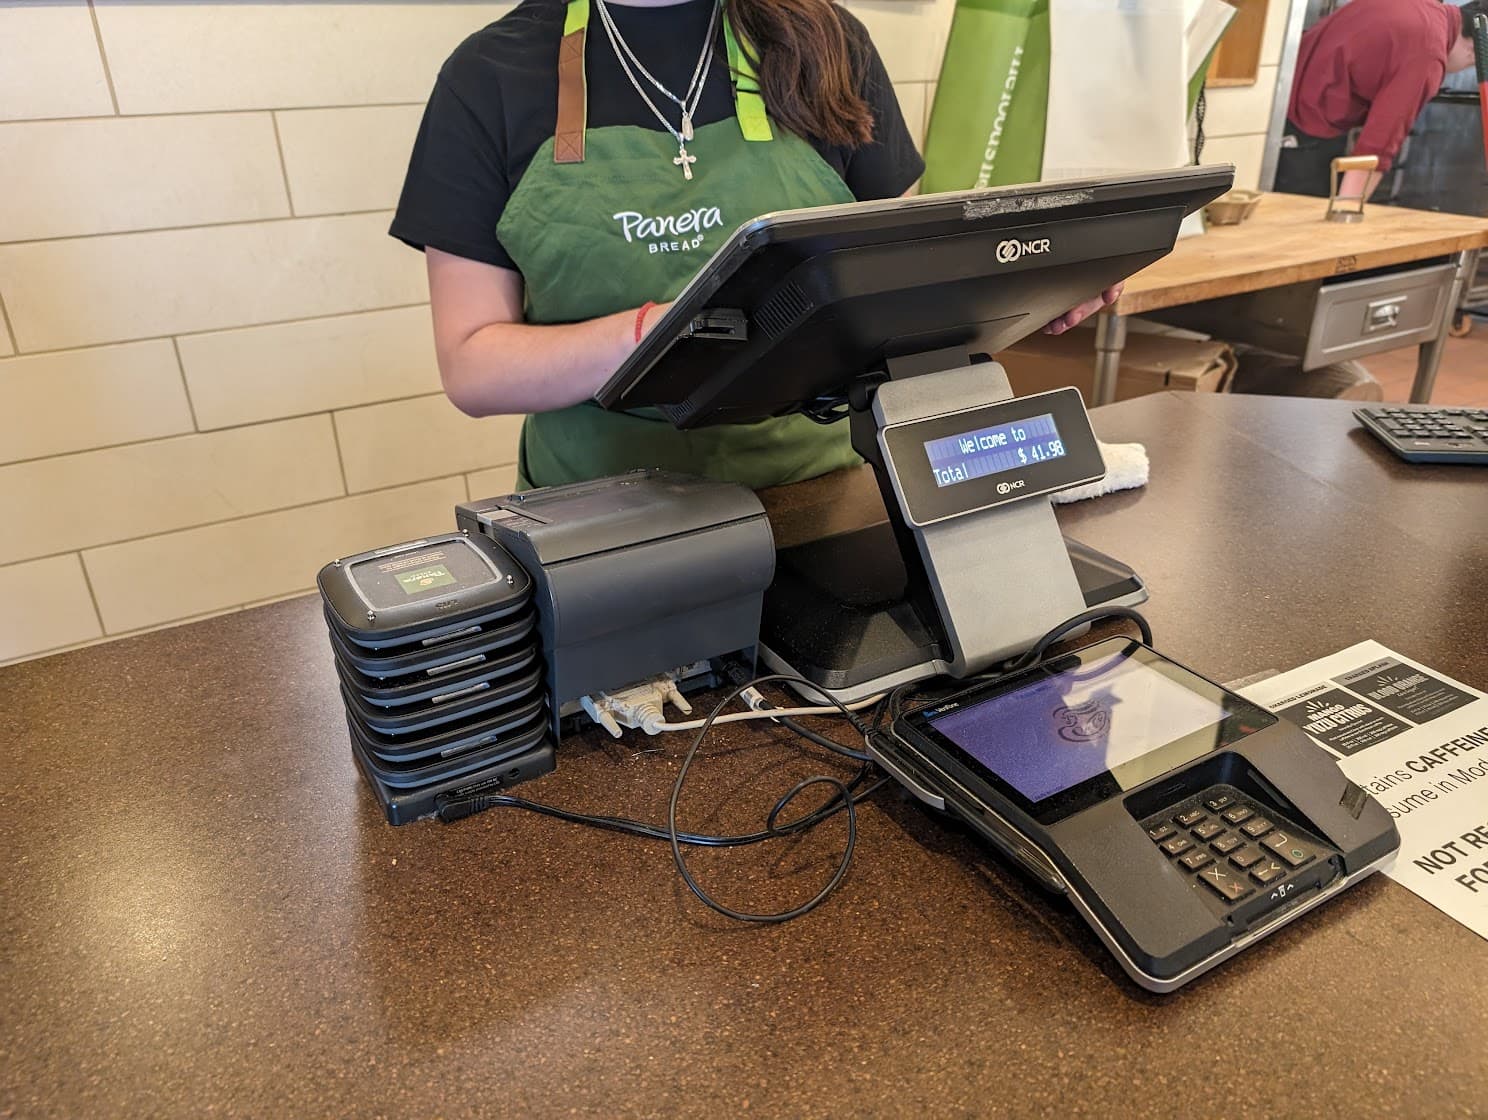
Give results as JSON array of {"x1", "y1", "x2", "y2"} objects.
[{"x1": 580, "y1": 674, "x2": 695, "y2": 738}]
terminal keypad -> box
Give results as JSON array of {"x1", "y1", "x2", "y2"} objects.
[
  {"x1": 1141, "y1": 786, "x2": 1332, "y2": 914},
  {"x1": 1356, "y1": 407, "x2": 1488, "y2": 464}
]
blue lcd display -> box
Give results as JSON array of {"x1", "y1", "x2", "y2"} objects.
[{"x1": 923, "y1": 412, "x2": 1067, "y2": 489}]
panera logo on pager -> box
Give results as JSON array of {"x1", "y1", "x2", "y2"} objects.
[{"x1": 996, "y1": 237, "x2": 1051, "y2": 264}]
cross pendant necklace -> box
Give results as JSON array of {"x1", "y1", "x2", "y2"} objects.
[{"x1": 595, "y1": 0, "x2": 719, "y2": 183}]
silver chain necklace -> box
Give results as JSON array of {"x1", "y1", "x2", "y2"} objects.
[{"x1": 593, "y1": 0, "x2": 721, "y2": 179}]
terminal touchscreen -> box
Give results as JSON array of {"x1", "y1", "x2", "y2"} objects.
[
  {"x1": 877, "y1": 638, "x2": 1400, "y2": 991},
  {"x1": 912, "y1": 642, "x2": 1275, "y2": 823}
]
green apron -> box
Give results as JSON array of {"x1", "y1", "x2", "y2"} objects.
[{"x1": 498, "y1": 0, "x2": 859, "y2": 490}]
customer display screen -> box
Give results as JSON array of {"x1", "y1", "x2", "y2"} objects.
[
  {"x1": 911, "y1": 642, "x2": 1276, "y2": 820},
  {"x1": 879, "y1": 388, "x2": 1106, "y2": 527},
  {"x1": 923, "y1": 413, "x2": 1067, "y2": 488}
]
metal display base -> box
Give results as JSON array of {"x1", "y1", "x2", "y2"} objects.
[{"x1": 759, "y1": 524, "x2": 1147, "y2": 703}]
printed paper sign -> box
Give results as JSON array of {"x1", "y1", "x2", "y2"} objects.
[{"x1": 1244, "y1": 641, "x2": 1488, "y2": 941}]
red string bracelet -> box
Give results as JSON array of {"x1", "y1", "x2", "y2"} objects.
[{"x1": 634, "y1": 301, "x2": 658, "y2": 344}]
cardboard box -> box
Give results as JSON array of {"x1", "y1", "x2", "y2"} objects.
[{"x1": 1000, "y1": 324, "x2": 1237, "y2": 404}]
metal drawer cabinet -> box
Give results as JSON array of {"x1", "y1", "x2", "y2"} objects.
[{"x1": 1153, "y1": 260, "x2": 1458, "y2": 370}]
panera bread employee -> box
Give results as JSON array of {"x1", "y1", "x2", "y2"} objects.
[{"x1": 392, "y1": 0, "x2": 1120, "y2": 490}]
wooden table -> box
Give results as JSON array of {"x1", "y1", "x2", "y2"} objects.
[
  {"x1": 4, "y1": 396, "x2": 1486, "y2": 1117},
  {"x1": 1092, "y1": 192, "x2": 1488, "y2": 404}
]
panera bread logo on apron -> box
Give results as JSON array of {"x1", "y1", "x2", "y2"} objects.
[{"x1": 612, "y1": 206, "x2": 725, "y2": 254}]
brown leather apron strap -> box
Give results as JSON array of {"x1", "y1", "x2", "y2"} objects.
[{"x1": 555, "y1": 25, "x2": 587, "y2": 164}]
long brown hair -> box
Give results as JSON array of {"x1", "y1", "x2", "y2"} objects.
[{"x1": 726, "y1": 0, "x2": 875, "y2": 148}]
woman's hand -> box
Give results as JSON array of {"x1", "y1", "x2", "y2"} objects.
[{"x1": 1043, "y1": 282, "x2": 1124, "y2": 336}]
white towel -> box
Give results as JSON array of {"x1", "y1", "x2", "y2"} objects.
[{"x1": 1051, "y1": 441, "x2": 1149, "y2": 504}]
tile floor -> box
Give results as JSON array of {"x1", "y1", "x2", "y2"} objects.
[{"x1": 1364, "y1": 324, "x2": 1488, "y2": 406}]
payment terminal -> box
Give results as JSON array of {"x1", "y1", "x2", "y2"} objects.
[{"x1": 874, "y1": 637, "x2": 1400, "y2": 991}]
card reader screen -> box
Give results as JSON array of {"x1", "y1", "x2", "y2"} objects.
[
  {"x1": 927, "y1": 649, "x2": 1232, "y2": 803},
  {"x1": 923, "y1": 412, "x2": 1067, "y2": 488}
]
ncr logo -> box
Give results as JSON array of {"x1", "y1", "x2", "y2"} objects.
[
  {"x1": 995, "y1": 237, "x2": 1051, "y2": 264},
  {"x1": 996, "y1": 479, "x2": 1027, "y2": 495}
]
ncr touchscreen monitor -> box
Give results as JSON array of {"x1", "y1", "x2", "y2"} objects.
[
  {"x1": 907, "y1": 639, "x2": 1277, "y2": 825},
  {"x1": 595, "y1": 166, "x2": 1233, "y2": 428}
]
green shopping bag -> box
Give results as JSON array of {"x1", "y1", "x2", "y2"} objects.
[{"x1": 922, "y1": 0, "x2": 1051, "y2": 193}]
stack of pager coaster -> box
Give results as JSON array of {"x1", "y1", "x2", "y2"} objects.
[{"x1": 317, "y1": 532, "x2": 553, "y2": 824}]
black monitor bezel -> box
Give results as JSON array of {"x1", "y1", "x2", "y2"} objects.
[
  {"x1": 894, "y1": 637, "x2": 1279, "y2": 826},
  {"x1": 594, "y1": 166, "x2": 1234, "y2": 427}
]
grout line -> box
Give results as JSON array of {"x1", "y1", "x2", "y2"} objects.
[
  {"x1": 0, "y1": 288, "x2": 17, "y2": 354},
  {"x1": 269, "y1": 111, "x2": 298, "y2": 217},
  {"x1": 170, "y1": 337, "x2": 202, "y2": 431},
  {"x1": 0, "y1": 387, "x2": 447, "y2": 469},
  {"x1": 0, "y1": 592, "x2": 324, "y2": 667},
  {"x1": 5, "y1": 102, "x2": 426, "y2": 127},
  {"x1": 328, "y1": 413, "x2": 352, "y2": 496},
  {"x1": 0, "y1": 207, "x2": 396, "y2": 247},
  {"x1": 72, "y1": 552, "x2": 108, "y2": 637},
  {"x1": 4, "y1": 471, "x2": 485, "y2": 570},
  {"x1": 85, "y1": 1, "x2": 122, "y2": 116},
  {"x1": 3, "y1": 302, "x2": 431, "y2": 359}
]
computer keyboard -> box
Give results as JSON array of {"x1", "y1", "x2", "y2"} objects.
[{"x1": 1355, "y1": 406, "x2": 1488, "y2": 464}]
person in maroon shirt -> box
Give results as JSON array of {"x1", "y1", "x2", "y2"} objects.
[{"x1": 1275, "y1": 0, "x2": 1483, "y2": 198}]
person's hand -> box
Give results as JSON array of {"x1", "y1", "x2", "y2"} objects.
[{"x1": 1043, "y1": 283, "x2": 1124, "y2": 336}]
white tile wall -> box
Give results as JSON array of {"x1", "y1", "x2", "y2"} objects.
[
  {"x1": 1203, "y1": 67, "x2": 1279, "y2": 140},
  {"x1": 0, "y1": 2, "x2": 114, "y2": 122},
  {"x1": 1201, "y1": 136, "x2": 1269, "y2": 190},
  {"x1": 0, "y1": 416, "x2": 343, "y2": 567},
  {"x1": 466, "y1": 464, "x2": 520, "y2": 501},
  {"x1": 0, "y1": 114, "x2": 290, "y2": 242},
  {"x1": 83, "y1": 477, "x2": 465, "y2": 634},
  {"x1": 334, "y1": 395, "x2": 524, "y2": 494},
  {"x1": 0, "y1": 341, "x2": 195, "y2": 465},
  {"x1": 0, "y1": 555, "x2": 102, "y2": 662},
  {"x1": 92, "y1": 2, "x2": 514, "y2": 114},
  {"x1": 178, "y1": 306, "x2": 442, "y2": 431},
  {"x1": 0, "y1": 212, "x2": 426, "y2": 352},
  {"x1": 0, "y1": 0, "x2": 1294, "y2": 665},
  {"x1": 846, "y1": 0, "x2": 956, "y2": 85},
  {"x1": 1262, "y1": 0, "x2": 1294, "y2": 64},
  {"x1": 276, "y1": 106, "x2": 426, "y2": 216},
  {"x1": 893, "y1": 83, "x2": 929, "y2": 152}
]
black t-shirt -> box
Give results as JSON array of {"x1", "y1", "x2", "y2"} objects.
[{"x1": 390, "y1": 0, "x2": 924, "y2": 271}]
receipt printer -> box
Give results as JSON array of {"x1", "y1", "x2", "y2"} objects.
[{"x1": 456, "y1": 470, "x2": 776, "y2": 735}]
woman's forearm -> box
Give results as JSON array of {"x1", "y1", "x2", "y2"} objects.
[{"x1": 439, "y1": 308, "x2": 645, "y2": 416}]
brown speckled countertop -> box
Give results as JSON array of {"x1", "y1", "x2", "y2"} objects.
[{"x1": 3, "y1": 395, "x2": 1485, "y2": 1118}]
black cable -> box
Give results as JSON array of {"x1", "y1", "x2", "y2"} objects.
[
  {"x1": 1193, "y1": 83, "x2": 1207, "y2": 165},
  {"x1": 1007, "y1": 605, "x2": 1153, "y2": 674},
  {"x1": 777, "y1": 715, "x2": 872, "y2": 761},
  {"x1": 437, "y1": 762, "x2": 883, "y2": 844},
  {"x1": 440, "y1": 607, "x2": 1153, "y2": 922},
  {"x1": 668, "y1": 673, "x2": 878, "y2": 924},
  {"x1": 798, "y1": 394, "x2": 851, "y2": 425}
]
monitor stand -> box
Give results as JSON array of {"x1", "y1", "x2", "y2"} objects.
[{"x1": 757, "y1": 351, "x2": 1148, "y2": 702}]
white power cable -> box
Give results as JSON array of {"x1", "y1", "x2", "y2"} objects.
[
  {"x1": 582, "y1": 674, "x2": 883, "y2": 738},
  {"x1": 651, "y1": 694, "x2": 883, "y2": 732}
]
